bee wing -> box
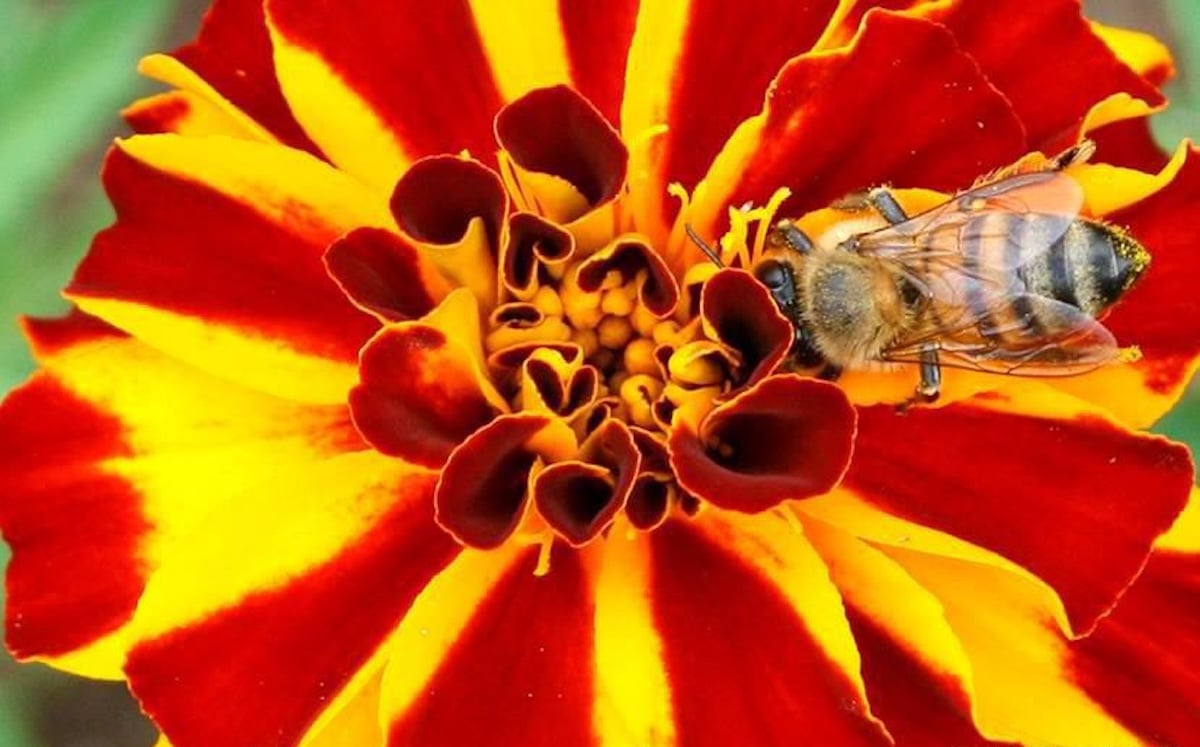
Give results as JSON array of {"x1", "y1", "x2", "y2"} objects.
[
  {"x1": 859, "y1": 170, "x2": 1085, "y2": 272},
  {"x1": 881, "y1": 293, "x2": 1121, "y2": 376}
]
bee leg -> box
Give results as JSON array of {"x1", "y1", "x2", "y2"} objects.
[
  {"x1": 915, "y1": 346, "x2": 941, "y2": 401},
  {"x1": 866, "y1": 187, "x2": 910, "y2": 226},
  {"x1": 1050, "y1": 139, "x2": 1096, "y2": 171},
  {"x1": 773, "y1": 219, "x2": 815, "y2": 255}
]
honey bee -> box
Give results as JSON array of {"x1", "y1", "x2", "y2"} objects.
[{"x1": 691, "y1": 140, "x2": 1150, "y2": 401}]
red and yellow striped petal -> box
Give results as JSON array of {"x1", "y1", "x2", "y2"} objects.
[
  {"x1": 886, "y1": 548, "x2": 1149, "y2": 746},
  {"x1": 165, "y1": 0, "x2": 320, "y2": 152},
  {"x1": 841, "y1": 390, "x2": 1192, "y2": 635},
  {"x1": 303, "y1": 668, "x2": 387, "y2": 747},
  {"x1": 1056, "y1": 146, "x2": 1200, "y2": 426},
  {"x1": 689, "y1": 11, "x2": 1025, "y2": 250},
  {"x1": 1065, "y1": 546, "x2": 1200, "y2": 745},
  {"x1": 382, "y1": 544, "x2": 598, "y2": 746},
  {"x1": 646, "y1": 512, "x2": 891, "y2": 745},
  {"x1": 800, "y1": 516, "x2": 1002, "y2": 746},
  {"x1": 1092, "y1": 21, "x2": 1175, "y2": 87},
  {"x1": 123, "y1": 90, "x2": 265, "y2": 140},
  {"x1": 621, "y1": 0, "x2": 841, "y2": 245},
  {"x1": 592, "y1": 527, "x2": 676, "y2": 745},
  {"x1": 124, "y1": 457, "x2": 459, "y2": 747},
  {"x1": 914, "y1": 0, "x2": 1162, "y2": 152},
  {"x1": 0, "y1": 314, "x2": 362, "y2": 679},
  {"x1": 812, "y1": 0, "x2": 924, "y2": 50},
  {"x1": 265, "y1": 0, "x2": 583, "y2": 190},
  {"x1": 66, "y1": 135, "x2": 391, "y2": 405}
]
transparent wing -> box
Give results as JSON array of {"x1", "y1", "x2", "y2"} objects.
[
  {"x1": 881, "y1": 294, "x2": 1120, "y2": 377},
  {"x1": 856, "y1": 170, "x2": 1085, "y2": 273}
]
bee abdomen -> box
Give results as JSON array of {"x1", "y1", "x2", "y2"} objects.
[{"x1": 1018, "y1": 217, "x2": 1150, "y2": 316}]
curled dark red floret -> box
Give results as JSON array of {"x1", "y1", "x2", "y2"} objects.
[{"x1": 668, "y1": 375, "x2": 857, "y2": 512}]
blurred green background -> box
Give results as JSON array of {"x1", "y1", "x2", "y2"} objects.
[{"x1": 0, "y1": 0, "x2": 1195, "y2": 744}]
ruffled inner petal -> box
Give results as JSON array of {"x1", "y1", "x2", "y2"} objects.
[
  {"x1": 324, "y1": 227, "x2": 447, "y2": 323},
  {"x1": 350, "y1": 324, "x2": 499, "y2": 468},
  {"x1": 576, "y1": 238, "x2": 680, "y2": 318},
  {"x1": 534, "y1": 419, "x2": 640, "y2": 545},
  {"x1": 435, "y1": 414, "x2": 575, "y2": 549},
  {"x1": 699, "y1": 269, "x2": 792, "y2": 387},
  {"x1": 669, "y1": 375, "x2": 856, "y2": 512},
  {"x1": 390, "y1": 155, "x2": 507, "y2": 304}
]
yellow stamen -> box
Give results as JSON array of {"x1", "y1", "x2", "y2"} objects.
[
  {"x1": 597, "y1": 315, "x2": 634, "y2": 350},
  {"x1": 620, "y1": 374, "x2": 665, "y2": 429},
  {"x1": 532, "y1": 285, "x2": 564, "y2": 318},
  {"x1": 651, "y1": 320, "x2": 681, "y2": 346},
  {"x1": 623, "y1": 338, "x2": 660, "y2": 378},
  {"x1": 600, "y1": 285, "x2": 637, "y2": 317},
  {"x1": 752, "y1": 187, "x2": 793, "y2": 264},
  {"x1": 630, "y1": 303, "x2": 660, "y2": 337},
  {"x1": 667, "y1": 344, "x2": 726, "y2": 387}
]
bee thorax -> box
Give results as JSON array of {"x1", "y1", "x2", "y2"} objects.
[{"x1": 802, "y1": 257, "x2": 905, "y2": 367}]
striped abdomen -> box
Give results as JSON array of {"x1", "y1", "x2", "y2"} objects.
[{"x1": 959, "y1": 212, "x2": 1149, "y2": 344}]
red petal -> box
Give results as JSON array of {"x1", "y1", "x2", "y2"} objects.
[
  {"x1": 386, "y1": 546, "x2": 597, "y2": 747},
  {"x1": 350, "y1": 325, "x2": 497, "y2": 468},
  {"x1": 1089, "y1": 116, "x2": 1171, "y2": 173},
  {"x1": 845, "y1": 401, "x2": 1193, "y2": 633},
  {"x1": 669, "y1": 375, "x2": 857, "y2": 512},
  {"x1": 559, "y1": 0, "x2": 638, "y2": 127},
  {"x1": 534, "y1": 420, "x2": 640, "y2": 545},
  {"x1": 495, "y1": 85, "x2": 628, "y2": 208},
  {"x1": 125, "y1": 475, "x2": 459, "y2": 747},
  {"x1": 847, "y1": 610, "x2": 1012, "y2": 747},
  {"x1": 1101, "y1": 147, "x2": 1200, "y2": 395},
  {"x1": 436, "y1": 414, "x2": 567, "y2": 549},
  {"x1": 171, "y1": 0, "x2": 320, "y2": 152},
  {"x1": 0, "y1": 376, "x2": 147, "y2": 659},
  {"x1": 711, "y1": 11, "x2": 1025, "y2": 229},
  {"x1": 815, "y1": 0, "x2": 924, "y2": 49},
  {"x1": 648, "y1": 520, "x2": 890, "y2": 746},
  {"x1": 0, "y1": 314, "x2": 364, "y2": 670},
  {"x1": 700, "y1": 269, "x2": 792, "y2": 387},
  {"x1": 324, "y1": 228, "x2": 442, "y2": 323},
  {"x1": 920, "y1": 0, "x2": 1163, "y2": 151},
  {"x1": 67, "y1": 142, "x2": 379, "y2": 366},
  {"x1": 1067, "y1": 550, "x2": 1200, "y2": 744},
  {"x1": 266, "y1": 0, "x2": 504, "y2": 166},
  {"x1": 391, "y1": 155, "x2": 507, "y2": 248},
  {"x1": 624, "y1": 0, "x2": 840, "y2": 228}
]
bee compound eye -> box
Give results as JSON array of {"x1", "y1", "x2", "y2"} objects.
[{"x1": 754, "y1": 260, "x2": 789, "y2": 290}]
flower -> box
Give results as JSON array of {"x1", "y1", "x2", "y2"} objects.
[{"x1": 1, "y1": 0, "x2": 1198, "y2": 744}]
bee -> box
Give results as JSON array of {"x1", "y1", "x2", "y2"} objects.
[{"x1": 690, "y1": 140, "x2": 1150, "y2": 402}]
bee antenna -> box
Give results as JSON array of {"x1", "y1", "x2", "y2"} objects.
[{"x1": 685, "y1": 224, "x2": 724, "y2": 267}]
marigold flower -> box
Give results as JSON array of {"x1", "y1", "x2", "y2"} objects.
[{"x1": 1, "y1": 0, "x2": 1198, "y2": 745}]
